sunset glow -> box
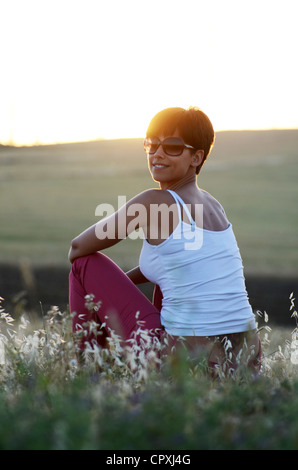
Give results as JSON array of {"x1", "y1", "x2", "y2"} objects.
[{"x1": 1, "y1": 0, "x2": 297, "y2": 146}]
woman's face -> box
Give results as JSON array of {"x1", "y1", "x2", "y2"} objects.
[{"x1": 146, "y1": 129, "x2": 199, "y2": 188}]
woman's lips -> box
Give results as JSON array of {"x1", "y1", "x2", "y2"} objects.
[{"x1": 152, "y1": 163, "x2": 168, "y2": 169}]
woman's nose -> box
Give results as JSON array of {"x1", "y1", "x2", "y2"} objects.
[{"x1": 152, "y1": 143, "x2": 166, "y2": 158}]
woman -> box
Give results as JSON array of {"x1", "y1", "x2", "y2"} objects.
[{"x1": 68, "y1": 106, "x2": 261, "y2": 374}]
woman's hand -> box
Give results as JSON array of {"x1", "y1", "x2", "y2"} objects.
[{"x1": 126, "y1": 266, "x2": 149, "y2": 284}]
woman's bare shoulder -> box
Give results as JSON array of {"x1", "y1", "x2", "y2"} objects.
[
  {"x1": 200, "y1": 189, "x2": 225, "y2": 211},
  {"x1": 198, "y1": 189, "x2": 229, "y2": 230},
  {"x1": 129, "y1": 188, "x2": 174, "y2": 206}
]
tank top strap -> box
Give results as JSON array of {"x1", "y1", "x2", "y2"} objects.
[{"x1": 167, "y1": 190, "x2": 195, "y2": 225}]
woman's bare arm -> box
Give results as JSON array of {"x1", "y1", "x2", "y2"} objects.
[
  {"x1": 68, "y1": 188, "x2": 177, "y2": 264},
  {"x1": 68, "y1": 222, "x2": 120, "y2": 263},
  {"x1": 68, "y1": 189, "x2": 157, "y2": 264}
]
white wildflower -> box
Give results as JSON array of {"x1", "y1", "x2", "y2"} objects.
[{"x1": 0, "y1": 336, "x2": 5, "y2": 365}]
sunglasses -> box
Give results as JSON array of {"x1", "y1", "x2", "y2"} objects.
[{"x1": 144, "y1": 137, "x2": 195, "y2": 157}]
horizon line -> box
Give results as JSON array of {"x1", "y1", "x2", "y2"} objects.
[{"x1": 1, "y1": 126, "x2": 298, "y2": 148}]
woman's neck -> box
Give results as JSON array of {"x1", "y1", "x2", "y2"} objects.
[{"x1": 159, "y1": 173, "x2": 198, "y2": 191}]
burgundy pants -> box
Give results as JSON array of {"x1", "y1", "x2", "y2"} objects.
[
  {"x1": 69, "y1": 253, "x2": 162, "y2": 350},
  {"x1": 69, "y1": 253, "x2": 261, "y2": 375}
]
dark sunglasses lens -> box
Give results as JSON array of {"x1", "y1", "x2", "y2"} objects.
[
  {"x1": 163, "y1": 138, "x2": 184, "y2": 156},
  {"x1": 144, "y1": 138, "x2": 159, "y2": 154}
]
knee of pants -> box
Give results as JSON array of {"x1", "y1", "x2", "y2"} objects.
[
  {"x1": 71, "y1": 252, "x2": 104, "y2": 272},
  {"x1": 72, "y1": 253, "x2": 100, "y2": 265}
]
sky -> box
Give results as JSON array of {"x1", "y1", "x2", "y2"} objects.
[{"x1": 1, "y1": 0, "x2": 297, "y2": 145}]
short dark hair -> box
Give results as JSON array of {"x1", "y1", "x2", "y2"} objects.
[{"x1": 146, "y1": 106, "x2": 215, "y2": 174}]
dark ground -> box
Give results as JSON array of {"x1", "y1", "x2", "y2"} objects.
[{"x1": 0, "y1": 263, "x2": 297, "y2": 328}]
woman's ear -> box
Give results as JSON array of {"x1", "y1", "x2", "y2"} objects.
[{"x1": 191, "y1": 149, "x2": 204, "y2": 170}]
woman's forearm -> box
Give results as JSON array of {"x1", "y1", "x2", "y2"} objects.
[
  {"x1": 68, "y1": 244, "x2": 81, "y2": 264},
  {"x1": 68, "y1": 222, "x2": 119, "y2": 264}
]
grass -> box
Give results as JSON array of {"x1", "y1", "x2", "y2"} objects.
[{"x1": 1, "y1": 294, "x2": 298, "y2": 450}]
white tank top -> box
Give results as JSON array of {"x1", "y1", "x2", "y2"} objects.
[{"x1": 139, "y1": 190, "x2": 256, "y2": 336}]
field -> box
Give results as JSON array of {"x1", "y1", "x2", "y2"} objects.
[
  {"x1": 1, "y1": 129, "x2": 298, "y2": 450},
  {"x1": 1, "y1": 129, "x2": 298, "y2": 274}
]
